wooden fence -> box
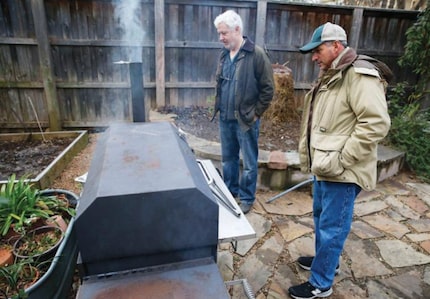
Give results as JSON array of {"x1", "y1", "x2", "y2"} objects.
[{"x1": 0, "y1": 0, "x2": 419, "y2": 130}]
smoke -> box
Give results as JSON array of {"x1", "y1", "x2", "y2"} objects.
[{"x1": 115, "y1": 0, "x2": 145, "y2": 62}]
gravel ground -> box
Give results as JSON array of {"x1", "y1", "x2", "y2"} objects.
[{"x1": 51, "y1": 133, "x2": 99, "y2": 196}]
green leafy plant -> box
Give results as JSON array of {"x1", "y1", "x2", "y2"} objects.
[
  {"x1": 0, "y1": 174, "x2": 49, "y2": 236},
  {"x1": 387, "y1": 102, "x2": 430, "y2": 181},
  {"x1": 0, "y1": 258, "x2": 37, "y2": 299},
  {"x1": 0, "y1": 175, "x2": 75, "y2": 237},
  {"x1": 398, "y1": 7, "x2": 430, "y2": 93},
  {"x1": 386, "y1": 6, "x2": 430, "y2": 181},
  {"x1": 387, "y1": 84, "x2": 430, "y2": 181},
  {"x1": 387, "y1": 82, "x2": 411, "y2": 118},
  {"x1": 36, "y1": 192, "x2": 75, "y2": 219}
]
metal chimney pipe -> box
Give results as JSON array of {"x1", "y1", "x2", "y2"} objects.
[{"x1": 129, "y1": 62, "x2": 146, "y2": 122}]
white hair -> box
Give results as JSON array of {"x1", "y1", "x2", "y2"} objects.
[{"x1": 214, "y1": 10, "x2": 243, "y2": 33}]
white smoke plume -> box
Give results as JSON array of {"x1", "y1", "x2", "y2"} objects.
[{"x1": 115, "y1": 0, "x2": 145, "y2": 62}]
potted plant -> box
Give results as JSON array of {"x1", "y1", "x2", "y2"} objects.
[
  {"x1": 37, "y1": 189, "x2": 77, "y2": 229},
  {"x1": 0, "y1": 174, "x2": 75, "y2": 240},
  {"x1": 0, "y1": 175, "x2": 80, "y2": 298},
  {"x1": 0, "y1": 258, "x2": 40, "y2": 299},
  {"x1": 13, "y1": 226, "x2": 64, "y2": 263},
  {"x1": 22, "y1": 189, "x2": 80, "y2": 299}
]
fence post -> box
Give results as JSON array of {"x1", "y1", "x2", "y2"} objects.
[
  {"x1": 256, "y1": 0, "x2": 268, "y2": 46},
  {"x1": 154, "y1": 0, "x2": 166, "y2": 107},
  {"x1": 349, "y1": 8, "x2": 364, "y2": 50},
  {"x1": 31, "y1": 0, "x2": 61, "y2": 131}
]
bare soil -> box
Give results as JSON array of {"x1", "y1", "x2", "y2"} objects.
[{"x1": 0, "y1": 138, "x2": 74, "y2": 181}]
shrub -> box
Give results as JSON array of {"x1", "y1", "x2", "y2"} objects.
[
  {"x1": 386, "y1": 94, "x2": 430, "y2": 181},
  {"x1": 386, "y1": 6, "x2": 430, "y2": 181}
]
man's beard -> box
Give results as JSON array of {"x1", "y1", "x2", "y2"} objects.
[{"x1": 225, "y1": 40, "x2": 238, "y2": 51}]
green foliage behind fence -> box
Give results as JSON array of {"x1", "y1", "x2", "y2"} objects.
[{"x1": 386, "y1": 6, "x2": 430, "y2": 181}]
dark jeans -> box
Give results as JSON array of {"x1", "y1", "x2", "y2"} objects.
[{"x1": 219, "y1": 119, "x2": 259, "y2": 204}]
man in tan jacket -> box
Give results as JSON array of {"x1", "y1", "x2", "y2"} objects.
[{"x1": 289, "y1": 22, "x2": 391, "y2": 299}]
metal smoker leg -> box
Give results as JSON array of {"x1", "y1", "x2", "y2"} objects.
[
  {"x1": 266, "y1": 177, "x2": 313, "y2": 203},
  {"x1": 225, "y1": 279, "x2": 255, "y2": 299}
]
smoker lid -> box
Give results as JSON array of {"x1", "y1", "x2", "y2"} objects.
[
  {"x1": 78, "y1": 122, "x2": 209, "y2": 206},
  {"x1": 75, "y1": 122, "x2": 219, "y2": 276}
]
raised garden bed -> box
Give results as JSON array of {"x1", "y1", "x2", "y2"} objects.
[{"x1": 0, "y1": 131, "x2": 88, "y2": 189}]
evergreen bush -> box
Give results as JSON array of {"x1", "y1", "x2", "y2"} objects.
[{"x1": 386, "y1": 6, "x2": 430, "y2": 181}]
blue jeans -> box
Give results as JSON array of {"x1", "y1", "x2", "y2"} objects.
[
  {"x1": 309, "y1": 177, "x2": 361, "y2": 290},
  {"x1": 219, "y1": 119, "x2": 259, "y2": 204}
]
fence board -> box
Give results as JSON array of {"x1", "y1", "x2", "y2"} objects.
[
  {"x1": 0, "y1": 45, "x2": 15, "y2": 81},
  {"x1": 155, "y1": 0, "x2": 165, "y2": 106}
]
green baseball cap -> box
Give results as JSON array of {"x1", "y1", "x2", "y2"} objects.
[{"x1": 300, "y1": 22, "x2": 347, "y2": 53}]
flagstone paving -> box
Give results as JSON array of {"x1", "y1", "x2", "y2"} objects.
[{"x1": 217, "y1": 178, "x2": 430, "y2": 299}]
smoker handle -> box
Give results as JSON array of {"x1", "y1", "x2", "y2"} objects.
[
  {"x1": 197, "y1": 161, "x2": 241, "y2": 218},
  {"x1": 197, "y1": 160, "x2": 239, "y2": 211},
  {"x1": 197, "y1": 160, "x2": 214, "y2": 185}
]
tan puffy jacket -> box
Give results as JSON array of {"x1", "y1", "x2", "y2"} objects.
[{"x1": 298, "y1": 49, "x2": 391, "y2": 191}]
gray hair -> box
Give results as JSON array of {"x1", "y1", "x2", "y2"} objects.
[{"x1": 214, "y1": 10, "x2": 243, "y2": 33}]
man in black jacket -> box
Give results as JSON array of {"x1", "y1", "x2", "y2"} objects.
[{"x1": 212, "y1": 10, "x2": 274, "y2": 214}]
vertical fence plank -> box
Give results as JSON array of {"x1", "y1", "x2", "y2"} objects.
[
  {"x1": 154, "y1": 0, "x2": 166, "y2": 107},
  {"x1": 256, "y1": 0, "x2": 267, "y2": 46},
  {"x1": 167, "y1": 2, "x2": 179, "y2": 107},
  {"x1": 350, "y1": 8, "x2": 364, "y2": 50},
  {"x1": 30, "y1": 0, "x2": 61, "y2": 131}
]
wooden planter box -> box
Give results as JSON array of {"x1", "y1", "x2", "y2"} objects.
[{"x1": 0, "y1": 131, "x2": 88, "y2": 189}]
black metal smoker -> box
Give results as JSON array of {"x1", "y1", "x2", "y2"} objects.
[{"x1": 74, "y1": 122, "x2": 230, "y2": 298}]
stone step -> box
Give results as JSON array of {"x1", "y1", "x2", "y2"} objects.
[
  {"x1": 185, "y1": 132, "x2": 405, "y2": 191},
  {"x1": 376, "y1": 144, "x2": 406, "y2": 182}
]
